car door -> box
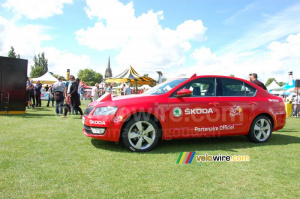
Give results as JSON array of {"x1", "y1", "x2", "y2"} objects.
[
  {"x1": 217, "y1": 78, "x2": 257, "y2": 135},
  {"x1": 168, "y1": 77, "x2": 221, "y2": 138}
]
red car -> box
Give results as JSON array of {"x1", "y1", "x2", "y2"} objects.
[{"x1": 83, "y1": 75, "x2": 286, "y2": 152}]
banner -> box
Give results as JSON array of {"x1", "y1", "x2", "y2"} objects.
[{"x1": 41, "y1": 92, "x2": 49, "y2": 100}]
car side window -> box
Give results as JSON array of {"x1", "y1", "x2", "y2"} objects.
[
  {"x1": 220, "y1": 78, "x2": 256, "y2": 97},
  {"x1": 244, "y1": 83, "x2": 256, "y2": 96},
  {"x1": 172, "y1": 78, "x2": 216, "y2": 97}
]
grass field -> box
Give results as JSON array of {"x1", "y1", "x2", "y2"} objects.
[{"x1": 1, "y1": 101, "x2": 300, "y2": 198}]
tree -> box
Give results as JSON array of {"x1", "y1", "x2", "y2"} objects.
[
  {"x1": 229, "y1": 74, "x2": 235, "y2": 77},
  {"x1": 77, "y1": 69, "x2": 103, "y2": 86},
  {"x1": 8, "y1": 46, "x2": 20, "y2": 58},
  {"x1": 30, "y1": 52, "x2": 48, "y2": 78},
  {"x1": 265, "y1": 78, "x2": 276, "y2": 87},
  {"x1": 278, "y1": 82, "x2": 286, "y2": 87}
]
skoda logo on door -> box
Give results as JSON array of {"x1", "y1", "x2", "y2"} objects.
[{"x1": 173, "y1": 107, "x2": 182, "y2": 117}]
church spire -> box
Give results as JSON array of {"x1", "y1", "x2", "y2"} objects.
[
  {"x1": 107, "y1": 56, "x2": 111, "y2": 69},
  {"x1": 105, "y1": 56, "x2": 112, "y2": 78}
]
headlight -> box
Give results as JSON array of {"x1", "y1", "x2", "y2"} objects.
[{"x1": 93, "y1": 107, "x2": 118, "y2": 116}]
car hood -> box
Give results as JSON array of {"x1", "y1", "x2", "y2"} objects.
[{"x1": 88, "y1": 93, "x2": 162, "y2": 108}]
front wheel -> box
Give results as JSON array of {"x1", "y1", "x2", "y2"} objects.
[
  {"x1": 121, "y1": 117, "x2": 161, "y2": 152},
  {"x1": 247, "y1": 115, "x2": 272, "y2": 143}
]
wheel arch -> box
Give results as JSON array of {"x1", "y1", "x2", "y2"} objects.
[
  {"x1": 251, "y1": 113, "x2": 274, "y2": 131},
  {"x1": 119, "y1": 112, "x2": 163, "y2": 141}
]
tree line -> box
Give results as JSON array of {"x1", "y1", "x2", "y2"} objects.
[{"x1": 8, "y1": 46, "x2": 103, "y2": 86}]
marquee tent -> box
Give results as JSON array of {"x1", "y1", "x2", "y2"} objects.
[
  {"x1": 270, "y1": 79, "x2": 296, "y2": 95},
  {"x1": 105, "y1": 66, "x2": 156, "y2": 86},
  {"x1": 31, "y1": 72, "x2": 58, "y2": 85},
  {"x1": 267, "y1": 81, "x2": 280, "y2": 91}
]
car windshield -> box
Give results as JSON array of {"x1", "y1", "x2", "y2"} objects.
[{"x1": 144, "y1": 78, "x2": 188, "y2": 95}]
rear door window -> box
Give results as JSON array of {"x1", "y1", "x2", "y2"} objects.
[{"x1": 219, "y1": 78, "x2": 256, "y2": 97}]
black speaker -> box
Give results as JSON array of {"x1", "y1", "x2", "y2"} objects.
[{"x1": 296, "y1": 79, "x2": 300, "y2": 88}]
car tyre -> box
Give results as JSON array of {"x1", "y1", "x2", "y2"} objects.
[
  {"x1": 121, "y1": 116, "x2": 161, "y2": 152},
  {"x1": 247, "y1": 115, "x2": 272, "y2": 143}
]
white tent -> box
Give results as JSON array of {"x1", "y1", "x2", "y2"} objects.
[
  {"x1": 267, "y1": 81, "x2": 280, "y2": 90},
  {"x1": 31, "y1": 72, "x2": 58, "y2": 85},
  {"x1": 139, "y1": 85, "x2": 152, "y2": 90}
]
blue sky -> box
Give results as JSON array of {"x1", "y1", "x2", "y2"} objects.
[{"x1": 0, "y1": 0, "x2": 300, "y2": 83}]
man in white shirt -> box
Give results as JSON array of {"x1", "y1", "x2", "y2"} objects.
[{"x1": 91, "y1": 83, "x2": 100, "y2": 102}]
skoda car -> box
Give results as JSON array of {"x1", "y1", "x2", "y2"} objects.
[{"x1": 83, "y1": 75, "x2": 286, "y2": 152}]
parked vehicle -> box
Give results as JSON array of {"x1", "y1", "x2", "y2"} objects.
[{"x1": 83, "y1": 74, "x2": 286, "y2": 152}]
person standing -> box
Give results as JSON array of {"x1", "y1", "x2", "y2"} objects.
[
  {"x1": 26, "y1": 77, "x2": 30, "y2": 87},
  {"x1": 91, "y1": 83, "x2": 100, "y2": 102},
  {"x1": 250, "y1": 73, "x2": 267, "y2": 90},
  {"x1": 62, "y1": 75, "x2": 83, "y2": 118},
  {"x1": 104, "y1": 83, "x2": 112, "y2": 93},
  {"x1": 35, "y1": 80, "x2": 42, "y2": 107},
  {"x1": 121, "y1": 83, "x2": 126, "y2": 95},
  {"x1": 47, "y1": 85, "x2": 54, "y2": 107},
  {"x1": 29, "y1": 80, "x2": 35, "y2": 108},
  {"x1": 52, "y1": 77, "x2": 65, "y2": 114},
  {"x1": 79, "y1": 84, "x2": 86, "y2": 105},
  {"x1": 25, "y1": 85, "x2": 32, "y2": 109},
  {"x1": 71, "y1": 78, "x2": 81, "y2": 115},
  {"x1": 124, "y1": 83, "x2": 132, "y2": 95},
  {"x1": 45, "y1": 84, "x2": 49, "y2": 92}
]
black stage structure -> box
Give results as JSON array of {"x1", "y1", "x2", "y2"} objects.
[{"x1": 0, "y1": 56, "x2": 28, "y2": 114}]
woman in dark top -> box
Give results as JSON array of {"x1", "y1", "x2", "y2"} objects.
[{"x1": 62, "y1": 75, "x2": 83, "y2": 118}]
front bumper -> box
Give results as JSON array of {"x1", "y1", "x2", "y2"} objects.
[{"x1": 82, "y1": 114, "x2": 123, "y2": 142}]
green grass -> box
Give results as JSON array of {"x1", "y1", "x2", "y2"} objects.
[{"x1": 1, "y1": 101, "x2": 300, "y2": 198}]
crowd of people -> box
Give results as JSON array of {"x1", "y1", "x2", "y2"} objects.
[
  {"x1": 25, "y1": 79, "x2": 43, "y2": 108},
  {"x1": 26, "y1": 75, "x2": 84, "y2": 119},
  {"x1": 90, "y1": 82, "x2": 148, "y2": 101},
  {"x1": 25, "y1": 78, "x2": 150, "y2": 114}
]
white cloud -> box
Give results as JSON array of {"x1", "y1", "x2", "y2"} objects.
[
  {"x1": 2, "y1": 0, "x2": 73, "y2": 19},
  {"x1": 171, "y1": 33, "x2": 300, "y2": 83},
  {"x1": 42, "y1": 47, "x2": 92, "y2": 77},
  {"x1": 268, "y1": 33, "x2": 300, "y2": 59},
  {"x1": 192, "y1": 47, "x2": 218, "y2": 66},
  {"x1": 76, "y1": 0, "x2": 207, "y2": 73},
  {"x1": 0, "y1": 16, "x2": 52, "y2": 58},
  {"x1": 0, "y1": 16, "x2": 91, "y2": 78}
]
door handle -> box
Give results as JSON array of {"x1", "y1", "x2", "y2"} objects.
[
  {"x1": 209, "y1": 102, "x2": 219, "y2": 106},
  {"x1": 249, "y1": 102, "x2": 257, "y2": 105}
]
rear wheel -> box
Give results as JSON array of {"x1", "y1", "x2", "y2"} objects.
[
  {"x1": 247, "y1": 115, "x2": 272, "y2": 143},
  {"x1": 121, "y1": 116, "x2": 161, "y2": 152}
]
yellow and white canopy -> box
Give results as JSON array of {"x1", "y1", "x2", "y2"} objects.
[{"x1": 105, "y1": 66, "x2": 156, "y2": 86}]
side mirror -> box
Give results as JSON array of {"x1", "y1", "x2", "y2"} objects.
[{"x1": 176, "y1": 89, "x2": 192, "y2": 97}]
